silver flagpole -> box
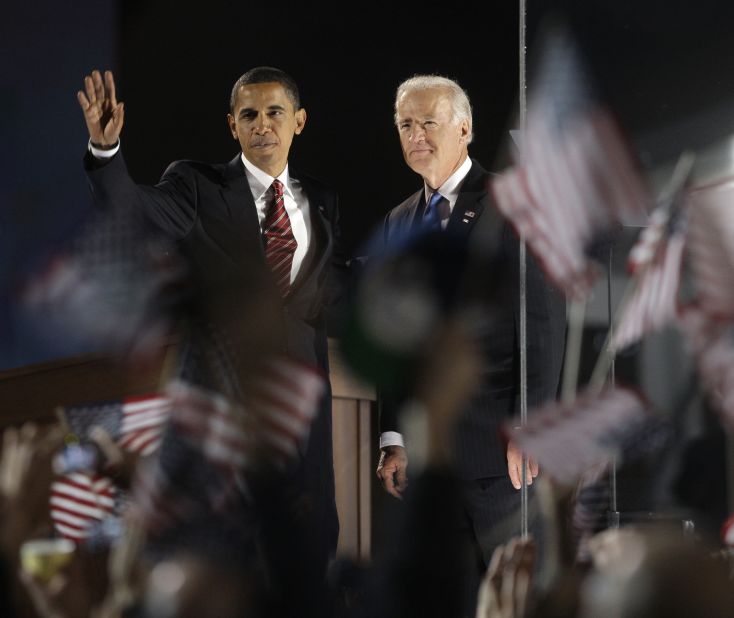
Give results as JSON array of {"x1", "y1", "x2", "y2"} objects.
[
  {"x1": 519, "y1": 0, "x2": 529, "y2": 539},
  {"x1": 607, "y1": 247, "x2": 620, "y2": 528}
]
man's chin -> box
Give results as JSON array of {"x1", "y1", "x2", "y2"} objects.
[
  {"x1": 406, "y1": 159, "x2": 431, "y2": 176},
  {"x1": 247, "y1": 151, "x2": 276, "y2": 165}
]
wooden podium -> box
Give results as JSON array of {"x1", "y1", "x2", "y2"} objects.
[
  {"x1": 0, "y1": 338, "x2": 376, "y2": 559},
  {"x1": 328, "y1": 338, "x2": 376, "y2": 560}
]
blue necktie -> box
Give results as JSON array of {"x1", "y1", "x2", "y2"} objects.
[{"x1": 423, "y1": 191, "x2": 444, "y2": 230}]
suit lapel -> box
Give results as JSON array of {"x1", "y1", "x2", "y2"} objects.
[
  {"x1": 288, "y1": 172, "x2": 332, "y2": 297},
  {"x1": 393, "y1": 190, "x2": 423, "y2": 236},
  {"x1": 218, "y1": 158, "x2": 333, "y2": 299},
  {"x1": 221, "y1": 154, "x2": 264, "y2": 244},
  {"x1": 406, "y1": 191, "x2": 425, "y2": 230},
  {"x1": 445, "y1": 160, "x2": 488, "y2": 242}
]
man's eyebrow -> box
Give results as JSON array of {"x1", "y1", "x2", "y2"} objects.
[{"x1": 238, "y1": 104, "x2": 286, "y2": 117}]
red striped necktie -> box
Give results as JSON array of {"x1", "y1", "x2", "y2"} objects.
[{"x1": 263, "y1": 179, "x2": 297, "y2": 297}]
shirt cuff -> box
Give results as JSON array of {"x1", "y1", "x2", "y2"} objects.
[
  {"x1": 89, "y1": 139, "x2": 120, "y2": 159},
  {"x1": 379, "y1": 431, "x2": 405, "y2": 449}
]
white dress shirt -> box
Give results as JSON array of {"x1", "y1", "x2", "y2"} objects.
[
  {"x1": 240, "y1": 154, "x2": 311, "y2": 284},
  {"x1": 423, "y1": 155, "x2": 473, "y2": 230}
]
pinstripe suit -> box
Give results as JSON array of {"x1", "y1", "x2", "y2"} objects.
[{"x1": 379, "y1": 159, "x2": 565, "y2": 564}]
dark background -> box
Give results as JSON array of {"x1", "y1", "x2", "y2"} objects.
[
  {"x1": 4, "y1": 0, "x2": 734, "y2": 368},
  {"x1": 115, "y1": 0, "x2": 520, "y2": 250}
]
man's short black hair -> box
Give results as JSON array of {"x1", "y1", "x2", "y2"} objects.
[{"x1": 229, "y1": 67, "x2": 301, "y2": 112}]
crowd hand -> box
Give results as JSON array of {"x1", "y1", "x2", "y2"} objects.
[
  {"x1": 93, "y1": 519, "x2": 146, "y2": 618},
  {"x1": 19, "y1": 567, "x2": 68, "y2": 618},
  {"x1": 415, "y1": 316, "x2": 482, "y2": 466},
  {"x1": 586, "y1": 527, "x2": 647, "y2": 575},
  {"x1": 77, "y1": 69, "x2": 124, "y2": 148},
  {"x1": 1, "y1": 423, "x2": 39, "y2": 500},
  {"x1": 476, "y1": 537, "x2": 536, "y2": 618},
  {"x1": 0, "y1": 423, "x2": 65, "y2": 548},
  {"x1": 415, "y1": 316, "x2": 481, "y2": 437},
  {"x1": 376, "y1": 317, "x2": 480, "y2": 498},
  {"x1": 376, "y1": 445, "x2": 408, "y2": 499},
  {"x1": 19, "y1": 548, "x2": 110, "y2": 618},
  {"x1": 88, "y1": 426, "x2": 138, "y2": 489},
  {"x1": 506, "y1": 441, "x2": 539, "y2": 490}
]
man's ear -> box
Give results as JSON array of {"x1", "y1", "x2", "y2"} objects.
[
  {"x1": 294, "y1": 108, "x2": 307, "y2": 135},
  {"x1": 459, "y1": 119, "x2": 470, "y2": 143},
  {"x1": 227, "y1": 114, "x2": 238, "y2": 140}
]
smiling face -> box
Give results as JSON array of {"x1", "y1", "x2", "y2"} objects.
[
  {"x1": 227, "y1": 82, "x2": 306, "y2": 177},
  {"x1": 395, "y1": 87, "x2": 469, "y2": 189}
]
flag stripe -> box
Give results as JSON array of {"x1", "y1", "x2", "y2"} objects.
[
  {"x1": 492, "y1": 29, "x2": 647, "y2": 298},
  {"x1": 50, "y1": 472, "x2": 117, "y2": 541}
]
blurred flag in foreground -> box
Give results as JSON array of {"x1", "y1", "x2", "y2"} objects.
[
  {"x1": 491, "y1": 25, "x2": 649, "y2": 298},
  {"x1": 675, "y1": 176, "x2": 734, "y2": 430},
  {"x1": 50, "y1": 472, "x2": 117, "y2": 542},
  {"x1": 60, "y1": 393, "x2": 171, "y2": 457},
  {"x1": 685, "y1": 179, "x2": 734, "y2": 320},
  {"x1": 169, "y1": 356, "x2": 325, "y2": 471},
  {"x1": 505, "y1": 387, "x2": 667, "y2": 485},
  {"x1": 680, "y1": 308, "x2": 734, "y2": 430},
  {"x1": 570, "y1": 463, "x2": 612, "y2": 560},
  {"x1": 131, "y1": 356, "x2": 325, "y2": 535},
  {"x1": 17, "y1": 203, "x2": 186, "y2": 364},
  {"x1": 611, "y1": 174, "x2": 689, "y2": 351}
]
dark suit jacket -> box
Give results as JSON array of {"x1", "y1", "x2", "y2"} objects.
[
  {"x1": 84, "y1": 150, "x2": 347, "y2": 550},
  {"x1": 379, "y1": 159, "x2": 566, "y2": 479}
]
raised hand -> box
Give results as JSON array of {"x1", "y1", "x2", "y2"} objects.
[
  {"x1": 77, "y1": 70, "x2": 124, "y2": 148},
  {"x1": 476, "y1": 537, "x2": 536, "y2": 618}
]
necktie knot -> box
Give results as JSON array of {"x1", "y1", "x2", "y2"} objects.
[
  {"x1": 271, "y1": 179, "x2": 284, "y2": 200},
  {"x1": 423, "y1": 191, "x2": 445, "y2": 230}
]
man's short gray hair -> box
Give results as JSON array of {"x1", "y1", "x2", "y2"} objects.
[{"x1": 394, "y1": 75, "x2": 473, "y2": 143}]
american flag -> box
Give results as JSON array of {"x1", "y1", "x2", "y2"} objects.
[
  {"x1": 130, "y1": 356, "x2": 326, "y2": 535},
  {"x1": 685, "y1": 179, "x2": 734, "y2": 320},
  {"x1": 60, "y1": 393, "x2": 171, "y2": 457},
  {"x1": 721, "y1": 514, "x2": 734, "y2": 547},
  {"x1": 611, "y1": 191, "x2": 688, "y2": 351},
  {"x1": 167, "y1": 380, "x2": 251, "y2": 472},
  {"x1": 50, "y1": 472, "x2": 117, "y2": 541},
  {"x1": 680, "y1": 307, "x2": 734, "y2": 429},
  {"x1": 248, "y1": 357, "x2": 326, "y2": 464},
  {"x1": 129, "y1": 443, "x2": 204, "y2": 535},
  {"x1": 17, "y1": 202, "x2": 186, "y2": 363},
  {"x1": 491, "y1": 26, "x2": 649, "y2": 298},
  {"x1": 169, "y1": 356, "x2": 325, "y2": 470},
  {"x1": 505, "y1": 387, "x2": 653, "y2": 485}
]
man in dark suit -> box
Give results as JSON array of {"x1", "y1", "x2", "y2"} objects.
[
  {"x1": 375, "y1": 74, "x2": 565, "y2": 614},
  {"x1": 77, "y1": 67, "x2": 347, "y2": 616}
]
